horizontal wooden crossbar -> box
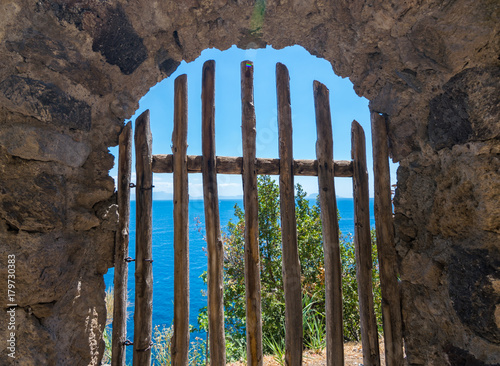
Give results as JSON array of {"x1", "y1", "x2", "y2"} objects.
[{"x1": 152, "y1": 154, "x2": 353, "y2": 177}]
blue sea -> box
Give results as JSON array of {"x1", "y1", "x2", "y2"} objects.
[{"x1": 103, "y1": 197, "x2": 375, "y2": 360}]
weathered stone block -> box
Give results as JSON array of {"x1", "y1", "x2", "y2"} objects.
[
  {"x1": 449, "y1": 246, "x2": 500, "y2": 344},
  {"x1": 429, "y1": 67, "x2": 500, "y2": 150},
  {"x1": 0, "y1": 125, "x2": 91, "y2": 168},
  {"x1": 0, "y1": 168, "x2": 67, "y2": 232},
  {"x1": 91, "y1": 5, "x2": 148, "y2": 75},
  {"x1": 0, "y1": 75, "x2": 91, "y2": 131}
]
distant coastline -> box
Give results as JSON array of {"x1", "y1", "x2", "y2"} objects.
[{"x1": 129, "y1": 195, "x2": 369, "y2": 201}]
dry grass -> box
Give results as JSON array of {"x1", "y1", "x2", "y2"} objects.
[
  {"x1": 226, "y1": 342, "x2": 386, "y2": 366},
  {"x1": 105, "y1": 287, "x2": 114, "y2": 326}
]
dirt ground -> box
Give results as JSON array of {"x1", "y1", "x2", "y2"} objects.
[{"x1": 227, "y1": 342, "x2": 386, "y2": 365}]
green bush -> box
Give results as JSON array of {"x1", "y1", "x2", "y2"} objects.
[{"x1": 197, "y1": 175, "x2": 382, "y2": 360}]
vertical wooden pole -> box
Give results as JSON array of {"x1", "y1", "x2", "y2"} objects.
[
  {"x1": 112, "y1": 122, "x2": 132, "y2": 366},
  {"x1": 241, "y1": 60, "x2": 263, "y2": 366},
  {"x1": 314, "y1": 80, "x2": 344, "y2": 366},
  {"x1": 201, "y1": 60, "x2": 226, "y2": 364},
  {"x1": 276, "y1": 62, "x2": 303, "y2": 365},
  {"x1": 371, "y1": 112, "x2": 404, "y2": 366},
  {"x1": 133, "y1": 111, "x2": 153, "y2": 366},
  {"x1": 171, "y1": 74, "x2": 190, "y2": 365},
  {"x1": 351, "y1": 120, "x2": 381, "y2": 366}
]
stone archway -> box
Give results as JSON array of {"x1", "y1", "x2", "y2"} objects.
[{"x1": 0, "y1": 0, "x2": 498, "y2": 364}]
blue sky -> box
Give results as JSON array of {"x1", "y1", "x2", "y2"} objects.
[{"x1": 110, "y1": 45, "x2": 398, "y2": 198}]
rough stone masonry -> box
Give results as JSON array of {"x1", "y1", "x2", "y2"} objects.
[{"x1": 0, "y1": 0, "x2": 498, "y2": 365}]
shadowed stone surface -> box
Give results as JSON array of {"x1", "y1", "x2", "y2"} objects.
[
  {"x1": 90, "y1": 5, "x2": 148, "y2": 75},
  {"x1": 444, "y1": 345, "x2": 499, "y2": 366},
  {"x1": 0, "y1": 76, "x2": 91, "y2": 131},
  {"x1": 0, "y1": 125, "x2": 91, "y2": 167},
  {"x1": 429, "y1": 67, "x2": 500, "y2": 150},
  {"x1": 0, "y1": 0, "x2": 498, "y2": 364},
  {"x1": 156, "y1": 48, "x2": 181, "y2": 76},
  {"x1": 449, "y1": 246, "x2": 500, "y2": 344}
]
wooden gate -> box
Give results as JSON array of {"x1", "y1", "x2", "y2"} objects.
[{"x1": 111, "y1": 60, "x2": 403, "y2": 366}]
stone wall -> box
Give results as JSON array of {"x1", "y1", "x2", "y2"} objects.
[{"x1": 0, "y1": 0, "x2": 498, "y2": 364}]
